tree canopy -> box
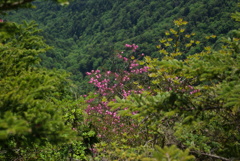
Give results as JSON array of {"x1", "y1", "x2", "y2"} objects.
[{"x1": 4, "y1": 0, "x2": 239, "y2": 94}]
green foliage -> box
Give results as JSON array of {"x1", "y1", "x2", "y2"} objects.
[
  {"x1": 232, "y1": 3, "x2": 240, "y2": 22},
  {"x1": 143, "y1": 145, "x2": 195, "y2": 161},
  {"x1": 4, "y1": 0, "x2": 239, "y2": 94},
  {"x1": 0, "y1": 21, "x2": 49, "y2": 76},
  {"x1": 108, "y1": 17, "x2": 240, "y2": 160},
  {"x1": 0, "y1": 20, "x2": 97, "y2": 160},
  {"x1": 94, "y1": 142, "x2": 149, "y2": 161}
]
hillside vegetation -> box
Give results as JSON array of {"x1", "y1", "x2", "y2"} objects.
[{"x1": 5, "y1": 0, "x2": 239, "y2": 93}]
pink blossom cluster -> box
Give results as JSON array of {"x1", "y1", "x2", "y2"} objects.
[
  {"x1": 125, "y1": 43, "x2": 139, "y2": 52},
  {"x1": 116, "y1": 52, "x2": 149, "y2": 74},
  {"x1": 130, "y1": 66, "x2": 149, "y2": 74},
  {"x1": 84, "y1": 44, "x2": 204, "y2": 156},
  {"x1": 185, "y1": 85, "x2": 200, "y2": 94},
  {"x1": 86, "y1": 51, "x2": 149, "y2": 98},
  {"x1": 84, "y1": 46, "x2": 150, "y2": 142}
]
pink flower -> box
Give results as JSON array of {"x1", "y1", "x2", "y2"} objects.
[
  {"x1": 117, "y1": 54, "x2": 123, "y2": 58},
  {"x1": 125, "y1": 44, "x2": 132, "y2": 48},
  {"x1": 86, "y1": 72, "x2": 91, "y2": 75},
  {"x1": 125, "y1": 43, "x2": 139, "y2": 52},
  {"x1": 123, "y1": 57, "x2": 128, "y2": 61}
]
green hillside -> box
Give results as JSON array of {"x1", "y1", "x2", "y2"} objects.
[
  {"x1": 5, "y1": 0, "x2": 238, "y2": 94},
  {"x1": 6, "y1": 0, "x2": 238, "y2": 80}
]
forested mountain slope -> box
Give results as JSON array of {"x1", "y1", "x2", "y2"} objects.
[{"x1": 5, "y1": 0, "x2": 239, "y2": 93}]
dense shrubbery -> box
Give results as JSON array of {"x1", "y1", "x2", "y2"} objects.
[{"x1": 82, "y1": 17, "x2": 240, "y2": 160}]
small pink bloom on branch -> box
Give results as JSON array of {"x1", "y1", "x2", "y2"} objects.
[
  {"x1": 125, "y1": 43, "x2": 139, "y2": 52},
  {"x1": 86, "y1": 72, "x2": 92, "y2": 75},
  {"x1": 132, "y1": 44, "x2": 139, "y2": 52},
  {"x1": 117, "y1": 54, "x2": 123, "y2": 58},
  {"x1": 125, "y1": 44, "x2": 132, "y2": 48},
  {"x1": 95, "y1": 69, "x2": 101, "y2": 73},
  {"x1": 123, "y1": 57, "x2": 128, "y2": 61}
]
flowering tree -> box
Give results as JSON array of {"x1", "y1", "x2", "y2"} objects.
[
  {"x1": 78, "y1": 16, "x2": 240, "y2": 160},
  {"x1": 84, "y1": 44, "x2": 151, "y2": 148},
  {"x1": 108, "y1": 18, "x2": 240, "y2": 160}
]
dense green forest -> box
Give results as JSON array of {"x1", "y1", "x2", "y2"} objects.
[
  {"x1": 5, "y1": 0, "x2": 239, "y2": 94},
  {"x1": 1, "y1": 0, "x2": 240, "y2": 160}
]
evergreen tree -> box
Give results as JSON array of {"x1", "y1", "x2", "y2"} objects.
[{"x1": 0, "y1": 1, "x2": 98, "y2": 160}]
